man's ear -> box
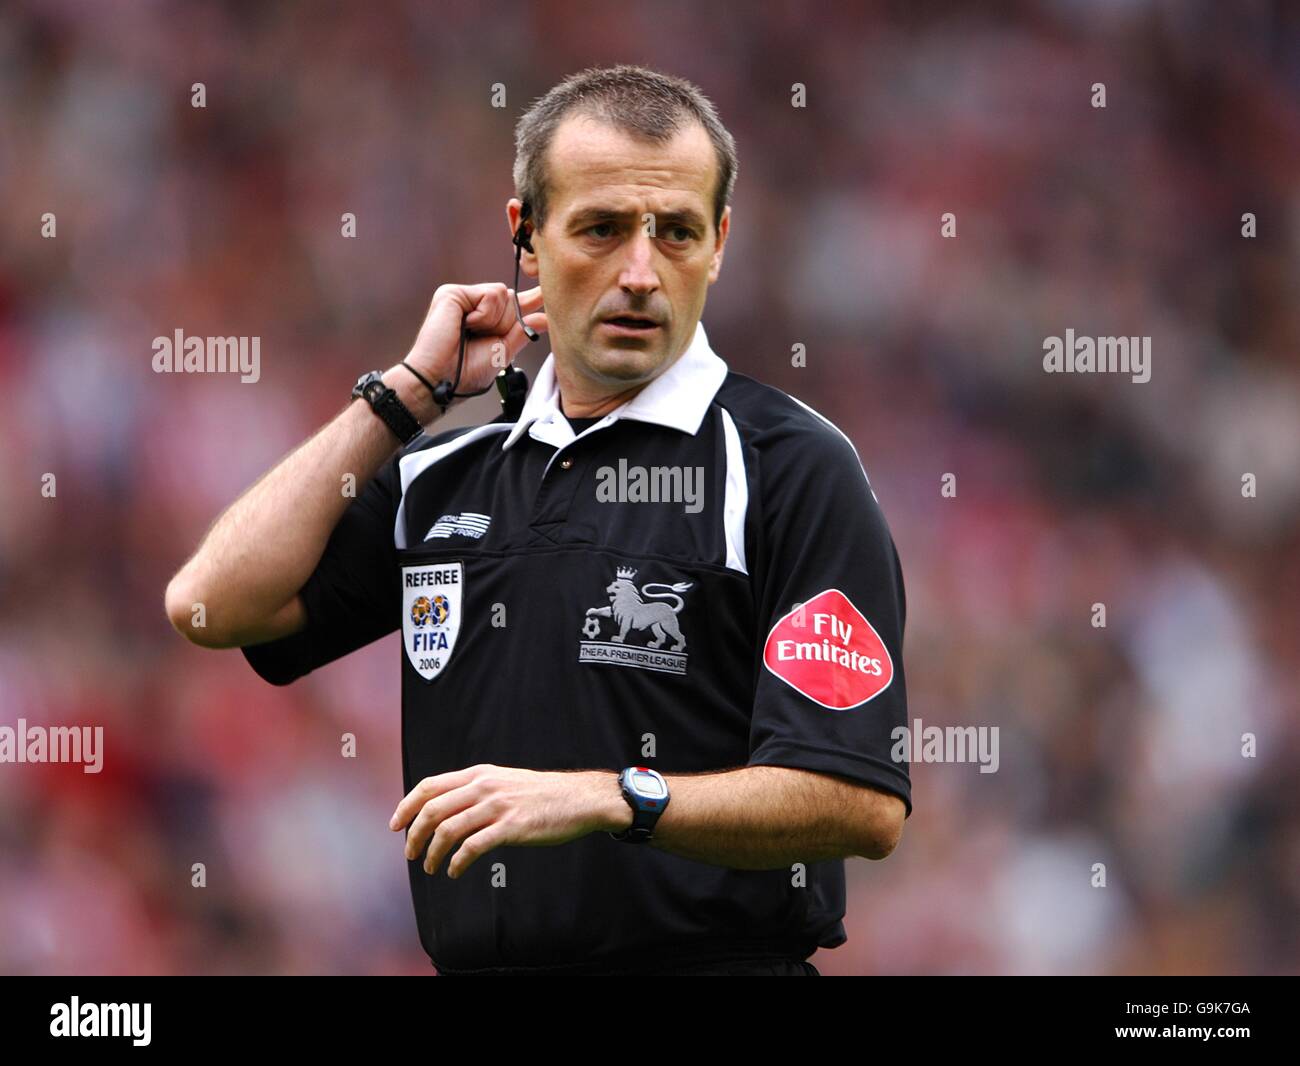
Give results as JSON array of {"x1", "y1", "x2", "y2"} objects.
[
  {"x1": 506, "y1": 198, "x2": 538, "y2": 270},
  {"x1": 707, "y1": 205, "x2": 730, "y2": 284}
]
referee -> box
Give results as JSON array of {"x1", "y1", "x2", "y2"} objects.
[{"x1": 165, "y1": 64, "x2": 910, "y2": 977}]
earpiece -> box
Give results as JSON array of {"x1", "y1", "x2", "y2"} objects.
[
  {"x1": 513, "y1": 200, "x2": 535, "y2": 254},
  {"x1": 510, "y1": 200, "x2": 539, "y2": 342}
]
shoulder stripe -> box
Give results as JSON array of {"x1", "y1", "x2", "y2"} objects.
[
  {"x1": 783, "y1": 392, "x2": 879, "y2": 505},
  {"x1": 717, "y1": 407, "x2": 749, "y2": 575}
]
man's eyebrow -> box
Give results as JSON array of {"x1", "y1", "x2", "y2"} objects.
[{"x1": 567, "y1": 205, "x2": 709, "y2": 229}]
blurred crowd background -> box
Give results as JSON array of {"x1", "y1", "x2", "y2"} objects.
[{"x1": 1, "y1": 0, "x2": 1297, "y2": 975}]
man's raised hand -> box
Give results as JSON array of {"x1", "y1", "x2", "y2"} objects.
[{"x1": 402, "y1": 283, "x2": 547, "y2": 406}]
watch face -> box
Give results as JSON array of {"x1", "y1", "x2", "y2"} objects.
[{"x1": 630, "y1": 769, "x2": 665, "y2": 798}]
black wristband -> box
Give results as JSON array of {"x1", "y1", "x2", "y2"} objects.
[{"x1": 351, "y1": 370, "x2": 423, "y2": 446}]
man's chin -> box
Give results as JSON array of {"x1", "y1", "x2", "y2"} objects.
[{"x1": 585, "y1": 344, "x2": 664, "y2": 384}]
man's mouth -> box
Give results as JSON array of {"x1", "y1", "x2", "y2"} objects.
[{"x1": 602, "y1": 315, "x2": 660, "y2": 332}]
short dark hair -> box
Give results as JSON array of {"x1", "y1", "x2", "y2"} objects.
[{"x1": 512, "y1": 64, "x2": 738, "y2": 238}]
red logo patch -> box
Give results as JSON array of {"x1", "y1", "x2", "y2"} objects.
[{"x1": 762, "y1": 589, "x2": 894, "y2": 710}]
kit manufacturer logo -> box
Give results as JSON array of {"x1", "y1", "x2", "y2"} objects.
[
  {"x1": 579, "y1": 565, "x2": 692, "y2": 676},
  {"x1": 424, "y1": 512, "x2": 490, "y2": 541},
  {"x1": 402, "y1": 561, "x2": 462, "y2": 681}
]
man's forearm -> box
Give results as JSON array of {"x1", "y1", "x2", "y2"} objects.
[
  {"x1": 165, "y1": 363, "x2": 438, "y2": 647},
  {"x1": 589, "y1": 765, "x2": 903, "y2": 869}
]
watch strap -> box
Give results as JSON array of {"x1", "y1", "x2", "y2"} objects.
[
  {"x1": 609, "y1": 766, "x2": 669, "y2": 844},
  {"x1": 352, "y1": 371, "x2": 423, "y2": 445}
]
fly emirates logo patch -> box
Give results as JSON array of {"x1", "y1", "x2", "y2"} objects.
[{"x1": 762, "y1": 588, "x2": 894, "y2": 710}]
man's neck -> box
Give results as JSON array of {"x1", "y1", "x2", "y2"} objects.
[
  {"x1": 553, "y1": 345, "x2": 688, "y2": 419},
  {"x1": 557, "y1": 384, "x2": 644, "y2": 420},
  {"x1": 552, "y1": 361, "x2": 656, "y2": 420}
]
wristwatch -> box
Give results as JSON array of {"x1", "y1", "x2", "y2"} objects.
[
  {"x1": 351, "y1": 370, "x2": 423, "y2": 445},
  {"x1": 609, "y1": 766, "x2": 670, "y2": 844}
]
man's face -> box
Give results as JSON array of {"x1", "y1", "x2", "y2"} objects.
[{"x1": 509, "y1": 114, "x2": 729, "y2": 395}]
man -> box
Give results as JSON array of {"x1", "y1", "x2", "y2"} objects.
[{"x1": 165, "y1": 64, "x2": 911, "y2": 976}]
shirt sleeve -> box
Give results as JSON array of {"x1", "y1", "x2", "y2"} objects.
[
  {"x1": 745, "y1": 416, "x2": 912, "y2": 817},
  {"x1": 240, "y1": 448, "x2": 404, "y2": 686}
]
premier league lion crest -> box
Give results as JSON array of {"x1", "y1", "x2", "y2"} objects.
[
  {"x1": 402, "y1": 562, "x2": 462, "y2": 682},
  {"x1": 579, "y1": 565, "x2": 692, "y2": 675}
]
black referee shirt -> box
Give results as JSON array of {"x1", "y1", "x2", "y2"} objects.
[{"x1": 241, "y1": 321, "x2": 911, "y2": 975}]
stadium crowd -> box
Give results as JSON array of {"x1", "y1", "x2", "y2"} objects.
[{"x1": 0, "y1": 1, "x2": 1296, "y2": 974}]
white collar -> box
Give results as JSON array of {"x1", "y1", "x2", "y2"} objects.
[{"x1": 500, "y1": 319, "x2": 728, "y2": 451}]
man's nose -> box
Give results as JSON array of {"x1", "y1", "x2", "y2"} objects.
[{"x1": 617, "y1": 231, "x2": 660, "y2": 294}]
